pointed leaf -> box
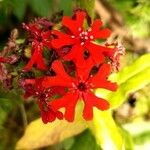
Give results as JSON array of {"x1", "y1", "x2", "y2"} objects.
[
  {"x1": 89, "y1": 110, "x2": 125, "y2": 150},
  {"x1": 16, "y1": 104, "x2": 87, "y2": 149}
]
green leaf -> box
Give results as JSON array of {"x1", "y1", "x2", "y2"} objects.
[
  {"x1": 59, "y1": 0, "x2": 72, "y2": 15},
  {"x1": 0, "y1": 89, "x2": 22, "y2": 105},
  {"x1": 111, "y1": 53, "x2": 150, "y2": 84},
  {"x1": 0, "y1": 107, "x2": 8, "y2": 126},
  {"x1": 119, "y1": 127, "x2": 134, "y2": 150},
  {"x1": 96, "y1": 53, "x2": 150, "y2": 108},
  {"x1": 89, "y1": 110, "x2": 125, "y2": 150},
  {"x1": 70, "y1": 129, "x2": 101, "y2": 150},
  {"x1": 11, "y1": 0, "x2": 27, "y2": 20},
  {"x1": 123, "y1": 121, "x2": 150, "y2": 149},
  {"x1": 0, "y1": 89, "x2": 23, "y2": 125},
  {"x1": 109, "y1": 67, "x2": 150, "y2": 108},
  {"x1": 29, "y1": 0, "x2": 53, "y2": 17},
  {"x1": 16, "y1": 103, "x2": 87, "y2": 149}
]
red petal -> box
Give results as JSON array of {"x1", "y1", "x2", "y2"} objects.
[
  {"x1": 47, "y1": 108, "x2": 63, "y2": 122},
  {"x1": 90, "y1": 63, "x2": 118, "y2": 91},
  {"x1": 63, "y1": 45, "x2": 84, "y2": 64},
  {"x1": 94, "y1": 29, "x2": 111, "y2": 39},
  {"x1": 82, "y1": 91, "x2": 109, "y2": 120},
  {"x1": 23, "y1": 42, "x2": 47, "y2": 71},
  {"x1": 38, "y1": 101, "x2": 51, "y2": 124},
  {"x1": 0, "y1": 57, "x2": 7, "y2": 63},
  {"x1": 51, "y1": 30, "x2": 74, "y2": 49},
  {"x1": 23, "y1": 23, "x2": 41, "y2": 37},
  {"x1": 75, "y1": 57, "x2": 93, "y2": 81},
  {"x1": 42, "y1": 31, "x2": 51, "y2": 39},
  {"x1": 75, "y1": 11, "x2": 86, "y2": 28},
  {"x1": 49, "y1": 86, "x2": 66, "y2": 97},
  {"x1": 55, "y1": 111, "x2": 63, "y2": 120},
  {"x1": 43, "y1": 61, "x2": 74, "y2": 88},
  {"x1": 62, "y1": 11, "x2": 86, "y2": 35},
  {"x1": 90, "y1": 19, "x2": 111, "y2": 39},
  {"x1": 43, "y1": 40, "x2": 51, "y2": 49},
  {"x1": 46, "y1": 111, "x2": 57, "y2": 122},
  {"x1": 90, "y1": 19, "x2": 103, "y2": 33},
  {"x1": 49, "y1": 92, "x2": 79, "y2": 122},
  {"x1": 43, "y1": 76, "x2": 73, "y2": 88},
  {"x1": 51, "y1": 60, "x2": 74, "y2": 82},
  {"x1": 38, "y1": 100, "x2": 63, "y2": 123},
  {"x1": 86, "y1": 42, "x2": 105, "y2": 64}
]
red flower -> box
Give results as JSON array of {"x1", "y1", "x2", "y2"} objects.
[
  {"x1": 23, "y1": 22, "x2": 51, "y2": 71},
  {"x1": 42, "y1": 60, "x2": 117, "y2": 122},
  {"x1": 51, "y1": 10, "x2": 113, "y2": 65},
  {"x1": 38, "y1": 99, "x2": 63, "y2": 123},
  {"x1": 20, "y1": 78, "x2": 65, "y2": 123}
]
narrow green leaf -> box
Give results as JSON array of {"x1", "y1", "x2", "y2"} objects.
[
  {"x1": 109, "y1": 67, "x2": 150, "y2": 108},
  {"x1": 89, "y1": 110, "x2": 125, "y2": 150},
  {"x1": 111, "y1": 53, "x2": 150, "y2": 84},
  {"x1": 119, "y1": 127, "x2": 134, "y2": 150}
]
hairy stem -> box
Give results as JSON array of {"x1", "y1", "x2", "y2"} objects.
[{"x1": 19, "y1": 103, "x2": 28, "y2": 128}]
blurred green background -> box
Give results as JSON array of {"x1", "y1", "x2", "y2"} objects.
[{"x1": 0, "y1": 0, "x2": 150, "y2": 150}]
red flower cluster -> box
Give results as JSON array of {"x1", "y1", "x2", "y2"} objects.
[
  {"x1": 22, "y1": 19, "x2": 52, "y2": 71},
  {"x1": 20, "y1": 78, "x2": 65, "y2": 123},
  {"x1": 51, "y1": 10, "x2": 113, "y2": 65},
  {"x1": 22, "y1": 10, "x2": 125, "y2": 123}
]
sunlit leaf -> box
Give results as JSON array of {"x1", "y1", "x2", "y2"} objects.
[
  {"x1": 123, "y1": 121, "x2": 150, "y2": 150},
  {"x1": 119, "y1": 127, "x2": 134, "y2": 150},
  {"x1": 111, "y1": 53, "x2": 150, "y2": 84},
  {"x1": 109, "y1": 67, "x2": 150, "y2": 108},
  {"x1": 89, "y1": 110, "x2": 125, "y2": 150},
  {"x1": 16, "y1": 103, "x2": 87, "y2": 149},
  {"x1": 70, "y1": 129, "x2": 101, "y2": 150}
]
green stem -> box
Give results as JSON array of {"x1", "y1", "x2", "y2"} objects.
[{"x1": 19, "y1": 103, "x2": 28, "y2": 128}]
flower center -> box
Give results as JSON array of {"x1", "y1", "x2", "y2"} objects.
[
  {"x1": 71, "y1": 27, "x2": 94, "y2": 46},
  {"x1": 77, "y1": 82, "x2": 87, "y2": 91},
  {"x1": 37, "y1": 36, "x2": 43, "y2": 42}
]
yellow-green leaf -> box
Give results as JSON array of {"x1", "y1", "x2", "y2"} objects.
[
  {"x1": 111, "y1": 53, "x2": 150, "y2": 84},
  {"x1": 89, "y1": 109, "x2": 125, "y2": 150},
  {"x1": 109, "y1": 67, "x2": 150, "y2": 108},
  {"x1": 16, "y1": 104, "x2": 87, "y2": 149}
]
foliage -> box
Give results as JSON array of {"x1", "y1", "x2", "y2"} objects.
[{"x1": 109, "y1": 0, "x2": 150, "y2": 38}]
